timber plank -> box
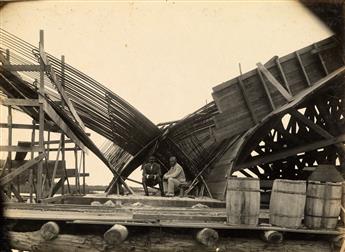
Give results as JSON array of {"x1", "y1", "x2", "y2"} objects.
[
  {"x1": 42, "y1": 100, "x2": 87, "y2": 152},
  {"x1": 0, "y1": 154, "x2": 44, "y2": 186}
]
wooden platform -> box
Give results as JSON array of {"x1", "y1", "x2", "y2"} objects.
[
  {"x1": 61, "y1": 194, "x2": 225, "y2": 208},
  {"x1": 4, "y1": 200, "x2": 342, "y2": 236}
]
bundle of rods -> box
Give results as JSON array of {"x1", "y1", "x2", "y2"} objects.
[
  {"x1": 0, "y1": 28, "x2": 160, "y2": 157},
  {"x1": 100, "y1": 140, "x2": 132, "y2": 171},
  {"x1": 0, "y1": 28, "x2": 231, "y2": 186}
]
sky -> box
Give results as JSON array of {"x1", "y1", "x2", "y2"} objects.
[{"x1": 0, "y1": 1, "x2": 332, "y2": 186}]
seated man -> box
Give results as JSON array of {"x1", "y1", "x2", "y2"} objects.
[
  {"x1": 142, "y1": 155, "x2": 164, "y2": 196},
  {"x1": 163, "y1": 156, "x2": 186, "y2": 197}
]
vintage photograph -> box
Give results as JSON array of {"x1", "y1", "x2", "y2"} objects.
[{"x1": 0, "y1": 0, "x2": 344, "y2": 251}]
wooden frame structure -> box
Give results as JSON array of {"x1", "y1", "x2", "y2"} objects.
[
  {"x1": 206, "y1": 36, "x2": 345, "y2": 199},
  {"x1": 0, "y1": 30, "x2": 88, "y2": 202}
]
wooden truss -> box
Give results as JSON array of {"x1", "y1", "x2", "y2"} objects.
[{"x1": 233, "y1": 82, "x2": 345, "y2": 180}]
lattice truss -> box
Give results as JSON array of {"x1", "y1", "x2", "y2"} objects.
[{"x1": 234, "y1": 82, "x2": 345, "y2": 180}]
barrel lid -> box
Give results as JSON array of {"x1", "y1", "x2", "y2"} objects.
[
  {"x1": 274, "y1": 179, "x2": 306, "y2": 184},
  {"x1": 307, "y1": 180, "x2": 342, "y2": 186},
  {"x1": 307, "y1": 164, "x2": 344, "y2": 183},
  {"x1": 227, "y1": 176, "x2": 259, "y2": 181}
]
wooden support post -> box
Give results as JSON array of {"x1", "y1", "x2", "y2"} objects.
[
  {"x1": 238, "y1": 76, "x2": 258, "y2": 124},
  {"x1": 295, "y1": 51, "x2": 311, "y2": 86},
  {"x1": 314, "y1": 43, "x2": 329, "y2": 75},
  {"x1": 257, "y1": 62, "x2": 293, "y2": 102},
  {"x1": 257, "y1": 68, "x2": 275, "y2": 110},
  {"x1": 5, "y1": 48, "x2": 10, "y2": 61},
  {"x1": 30, "y1": 120, "x2": 35, "y2": 203},
  {"x1": 200, "y1": 175, "x2": 213, "y2": 199},
  {"x1": 74, "y1": 144, "x2": 79, "y2": 193},
  {"x1": 40, "y1": 221, "x2": 60, "y2": 241},
  {"x1": 37, "y1": 29, "x2": 45, "y2": 200},
  {"x1": 82, "y1": 151, "x2": 86, "y2": 194},
  {"x1": 10, "y1": 183, "x2": 24, "y2": 202},
  {"x1": 0, "y1": 154, "x2": 44, "y2": 186},
  {"x1": 276, "y1": 57, "x2": 292, "y2": 94},
  {"x1": 261, "y1": 230, "x2": 283, "y2": 244},
  {"x1": 103, "y1": 224, "x2": 128, "y2": 245},
  {"x1": 195, "y1": 228, "x2": 219, "y2": 247},
  {"x1": 60, "y1": 55, "x2": 67, "y2": 198},
  {"x1": 7, "y1": 105, "x2": 12, "y2": 198},
  {"x1": 40, "y1": 49, "x2": 85, "y2": 130},
  {"x1": 48, "y1": 139, "x2": 62, "y2": 197}
]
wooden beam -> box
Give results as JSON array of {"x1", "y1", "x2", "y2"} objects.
[
  {"x1": 37, "y1": 29, "x2": 45, "y2": 200},
  {"x1": 40, "y1": 195, "x2": 68, "y2": 204},
  {"x1": 0, "y1": 154, "x2": 44, "y2": 186},
  {"x1": 0, "y1": 160, "x2": 65, "y2": 170},
  {"x1": 290, "y1": 109, "x2": 345, "y2": 164},
  {"x1": 257, "y1": 68, "x2": 275, "y2": 110},
  {"x1": 33, "y1": 139, "x2": 76, "y2": 145},
  {"x1": 236, "y1": 133, "x2": 345, "y2": 169},
  {"x1": 0, "y1": 53, "x2": 21, "y2": 79},
  {"x1": 38, "y1": 48, "x2": 85, "y2": 130},
  {"x1": 313, "y1": 43, "x2": 329, "y2": 75},
  {"x1": 0, "y1": 98, "x2": 40, "y2": 107},
  {"x1": 276, "y1": 57, "x2": 292, "y2": 94},
  {"x1": 290, "y1": 110, "x2": 334, "y2": 139},
  {"x1": 47, "y1": 147, "x2": 81, "y2": 152},
  {"x1": 238, "y1": 77, "x2": 258, "y2": 124},
  {"x1": 0, "y1": 146, "x2": 43, "y2": 152},
  {"x1": 42, "y1": 100, "x2": 87, "y2": 152},
  {"x1": 295, "y1": 51, "x2": 311, "y2": 86},
  {"x1": 257, "y1": 63, "x2": 293, "y2": 102},
  {"x1": 1, "y1": 64, "x2": 41, "y2": 72},
  {"x1": 10, "y1": 183, "x2": 24, "y2": 202},
  {"x1": 0, "y1": 123, "x2": 60, "y2": 132},
  {"x1": 50, "y1": 177, "x2": 65, "y2": 197},
  {"x1": 48, "y1": 139, "x2": 62, "y2": 197}
]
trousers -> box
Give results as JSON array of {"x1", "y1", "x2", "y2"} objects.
[
  {"x1": 163, "y1": 177, "x2": 182, "y2": 194},
  {"x1": 142, "y1": 176, "x2": 164, "y2": 196}
]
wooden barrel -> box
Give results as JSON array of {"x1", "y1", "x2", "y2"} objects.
[
  {"x1": 269, "y1": 179, "x2": 306, "y2": 228},
  {"x1": 305, "y1": 181, "x2": 342, "y2": 229},
  {"x1": 226, "y1": 177, "x2": 260, "y2": 225}
]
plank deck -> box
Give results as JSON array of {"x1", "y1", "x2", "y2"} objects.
[{"x1": 4, "y1": 202, "x2": 341, "y2": 235}]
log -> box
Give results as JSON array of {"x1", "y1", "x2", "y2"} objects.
[
  {"x1": 9, "y1": 230, "x2": 333, "y2": 252},
  {"x1": 261, "y1": 230, "x2": 284, "y2": 244},
  {"x1": 103, "y1": 224, "x2": 128, "y2": 245},
  {"x1": 195, "y1": 228, "x2": 219, "y2": 246},
  {"x1": 40, "y1": 221, "x2": 60, "y2": 241}
]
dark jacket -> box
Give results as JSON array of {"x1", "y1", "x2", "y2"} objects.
[{"x1": 142, "y1": 162, "x2": 161, "y2": 177}]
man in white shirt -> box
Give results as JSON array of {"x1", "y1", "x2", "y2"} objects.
[{"x1": 163, "y1": 156, "x2": 186, "y2": 197}]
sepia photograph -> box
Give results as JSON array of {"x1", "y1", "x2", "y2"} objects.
[{"x1": 0, "y1": 0, "x2": 344, "y2": 251}]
